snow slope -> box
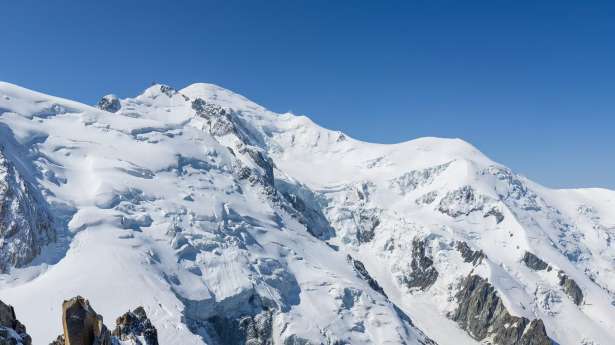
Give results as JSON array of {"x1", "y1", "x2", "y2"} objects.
[
  {"x1": 0, "y1": 82, "x2": 434, "y2": 345},
  {"x1": 0, "y1": 81, "x2": 613, "y2": 345}
]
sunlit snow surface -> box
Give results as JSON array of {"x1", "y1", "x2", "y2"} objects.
[{"x1": 0, "y1": 81, "x2": 614, "y2": 345}]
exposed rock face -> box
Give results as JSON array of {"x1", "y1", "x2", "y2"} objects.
[
  {"x1": 347, "y1": 255, "x2": 387, "y2": 297},
  {"x1": 180, "y1": 290, "x2": 277, "y2": 345},
  {"x1": 206, "y1": 309, "x2": 273, "y2": 345},
  {"x1": 0, "y1": 299, "x2": 31, "y2": 345},
  {"x1": 191, "y1": 98, "x2": 236, "y2": 137},
  {"x1": 415, "y1": 191, "x2": 438, "y2": 205},
  {"x1": 159, "y1": 84, "x2": 178, "y2": 98},
  {"x1": 522, "y1": 320, "x2": 552, "y2": 345},
  {"x1": 456, "y1": 241, "x2": 485, "y2": 266},
  {"x1": 438, "y1": 186, "x2": 485, "y2": 217},
  {"x1": 355, "y1": 208, "x2": 380, "y2": 243},
  {"x1": 558, "y1": 272, "x2": 583, "y2": 305},
  {"x1": 96, "y1": 94, "x2": 121, "y2": 113},
  {"x1": 484, "y1": 206, "x2": 505, "y2": 223},
  {"x1": 112, "y1": 307, "x2": 158, "y2": 345},
  {"x1": 452, "y1": 275, "x2": 552, "y2": 345},
  {"x1": 280, "y1": 189, "x2": 334, "y2": 240},
  {"x1": 400, "y1": 239, "x2": 438, "y2": 291},
  {"x1": 239, "y1": 145, "x2": 275, "y2": 187},
  {"x1": 49, "y1": 335, "x2": 65, "y2": 345},
  {"x1": 0, "y1": 297, "x2": 160, "y2": 345},
  {"x1": 523, "y1": 252, "x2": 550, "y2": 271},
  {"x1": 60, "y1": 296, "x2": 112, "y2": 345},
  {"x1": 51, "y1": 297, "x2": 159, "y2": 345},
  {"x1": 0, "y1": 149, "x2": 55, "y2": 273}
]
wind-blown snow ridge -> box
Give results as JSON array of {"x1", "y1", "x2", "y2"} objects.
[{"x1": 0, "y1": 81, "x2": 614, "y2": 345}]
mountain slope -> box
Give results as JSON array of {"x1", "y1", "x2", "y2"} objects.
[
  {"x1": 0, "y1": 81, "x2": 613, "y2": 345},
  {"x1": 0, "y1": 82, "x2": 435, "y2": 345}
]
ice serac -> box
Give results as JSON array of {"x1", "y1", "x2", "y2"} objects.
[{"x1": 1, "y1": 81, "x2": 615, "y2": 345}]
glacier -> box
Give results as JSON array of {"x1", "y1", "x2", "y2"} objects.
[{"x1": 0, "y1": 81, "x2": 613, "y2": 345}]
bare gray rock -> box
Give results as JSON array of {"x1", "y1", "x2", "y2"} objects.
[
  {"x1": 159, "y1": 84, "x2": 177, "y2": 98},
  {"x1": 558, "y1": 272, "x2": 583, "y2": 305},
  {"x1": 400, "y1": 239, "x2": 438, "y2": 291},
  {"x1": 60, "y1": 296, "x2": 112, "y2": 345},
  {"x1": 191, "y1": 98, "x2": 236, "y2": 137},
  {"x1": 347, "y1": 255, "x2": 387, "y2": 297},
  {"x1": 0, "y1": 299, "x2": 31, "y2": 345},
  {"x1": 484, "y1": 206, "x2": 505, "y2": 223},
  {"x1": 452, "y1": 275, "x2": 552, "y2": 345},
  {"x1": 96, "y1": 95, "x2": 121, "y2": 113},
  {"x1": 523, "y1": 252, "x2": 550, "y2": 271},
  {"x1": 456, "y1": 241, "x2": 485, "y2": 266},
  {"x1": 50, "y1": 297, "x2": 160, "y2": 345},
  {"x1": 0, "y1": 149, "x2": 55, "y2": 273},
  {"x1": 112, "y1": 307, "x2": 158, "y2": 345},
  {"x1": 355, "y1": 208, "x2": 380, "y2": 243},
  {"x1": 438, "y1": 186, "x2": 485, "y2": 217},
  {"x1": 206, "y1": 309, "x2": 273, "y2": 345},
  {"x1": 280, "y1": 189, "x2": 334, "y2": 240}
]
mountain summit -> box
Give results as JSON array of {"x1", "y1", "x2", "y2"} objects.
[{"x1": 0, "y1": 81, "x2": 613, "y2": 345}]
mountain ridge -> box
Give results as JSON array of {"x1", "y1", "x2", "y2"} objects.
[{"x1": 0, "y1": 81, "x2": 614, "y2": 345}]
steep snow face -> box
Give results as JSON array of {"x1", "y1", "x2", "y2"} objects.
[
  {"x1": 177, "y1": 83, "x2": 615, "y2": 345},
  {"x1": 0, "y1": 82, "x2": 434, "y2": 345},
  {"x1": 251, "y1": 102, "x2": 615, "y2": 344},
  {"x1": 0, "y1": 81, "x2": 614, "y2": 345}
]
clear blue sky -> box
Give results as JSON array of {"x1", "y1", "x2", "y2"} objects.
[{"x1": 1, "y1": 1, "x2": 614, "y2": 189}]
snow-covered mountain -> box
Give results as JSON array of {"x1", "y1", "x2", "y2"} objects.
[{"x1": 0, "y1": 81, "x2": 613, "y2": 345}]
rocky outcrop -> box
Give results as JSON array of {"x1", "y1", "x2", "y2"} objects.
[
  {"x1": 415, "y1": 191, "x2": 438, "y2": 205},
  {"x1": 484, "y1": 206, "x2": 505, "y2": 223},
  {"x1": 347, "y1": 255, "x2": 387, "y2": 297},
  {"x1": 456, "y1": 241, "x2": 485, "y2": 266},
  {"x1": 181, "y1": 290, "x2": 277, "y2": 345},
  {"x1": 558, "y1": 272, "x2": 583, "y2": 305},
  {"x1": 238, "y1": 145, "x2": 275, "y2": 187},
  {"x1": 0, "y1": 149, "x2": 55, "y2": 273},
  {"x1": 355, "y1": 208, "x2": 380, "y2": 243},
  {"x1": 49, "y1": 335, "x2": 65, "y2": 345},
  {"x1": 159, "y1": 84, "x2": 177, "y2": 97},
  {"x1": 0, "y1": 299, "x2": 31, "y2": 345},
  {"x1": 59, "y1": 296, "x2": 112, "y2": 345},
  {"x1": 438, "y1": 186, "x2": 485, "y2": 217},
  {"x1": 206, "y1": 309, "x2": 273, "y2": 345},
  {"x1": 192, "y1": 98, "x2": 236, "y2": 137},
  {"x1": 451, "y1": 275, "x2": 552, "y2": 345},
  {"x1": 400, "y1": 239, "x2": 438, "y2": 291},
  {"x1": 96, "y1": 95, "x2": 121, "y2": 113},
  {"x1": 281, "y1": 190, "x2": 334, "y2": 240},
  {"x1": 50, "y1": 297, "x2": 159, "y2": 345},
  {"x1": 112, "y1": 307, "x2": 158, "y2": 345},
  {"x1": 522, "y1": 252, "x2": 550, "y2": 271}
]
